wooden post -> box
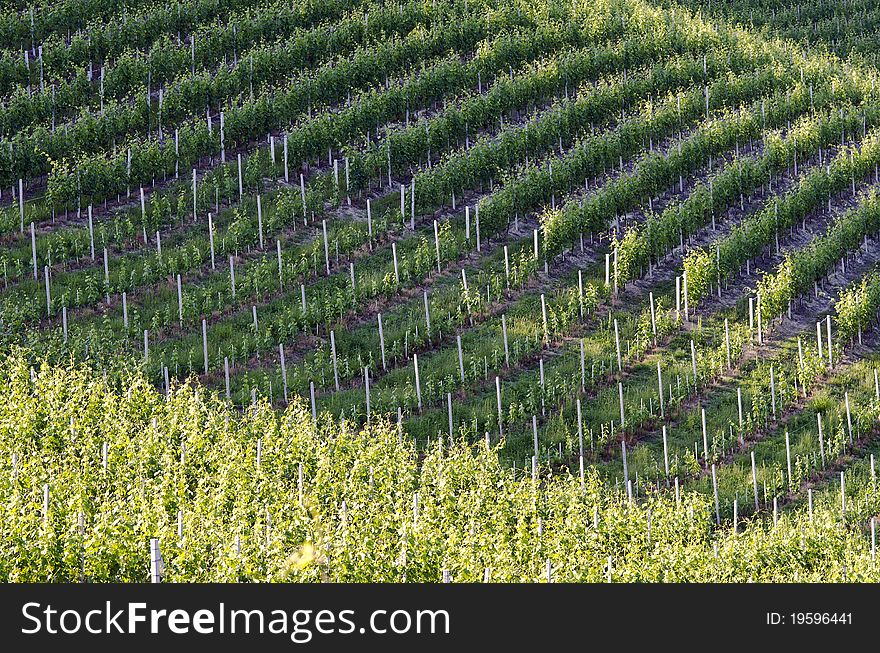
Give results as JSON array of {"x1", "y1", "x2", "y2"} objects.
[
  {"x1": 257, "y1": 195, "x2": 264, "y2": 249},
  {"x1": 300, "y1": 284, "x2": 306, "y2": 313},
  {"x1": 750, "y1": 451, "x2": 759, "y2": 511},
  {"x1": 237, "y1": 153, "x2": 243, "y2": 199},
  {"x1": 277, "y1": 239, "x2": 283, "y2": 288},
  {"x1": 447, "y1": 392, "x2": 454, "y2": 441},
  {"x1": 283, "y1": 134, "x2": 289, "y2": 182},
  {"x1": 475, "y1": 204, "x2": 480, "y2": 252},
  {"x1": 532, "y1": 415, "x2": 539, "y2": 459},
  {"x1": 62, "y1": 306, "x2": 67, "y2": 342},
  {"x1": 310, "y1": 381, "x2": 317, "y2": 424},
  {"x1": 88, "y1": 205, "x2": 95, "y2": 260},
  {"x1": 414, "y1": 354, "x2": 422, "y2": 411},
  {"x1": 618, "y1": 382, "x2": 625, "y2": 430},
  {"x1": 495, "y1": 376, "x2": 503, "y2": 438},
  {"x1": 826, "y1": 314, "x2": 833, "y2": 368},
  {"x1": 770, "y1": 365, "x2": 776, "y2": 419},
  {"x1": 541, "y1": 294, "x2": 549, "y2": 345},
  {"x1": 682, "y1": 271, "x2": 688, "y2": 321},
  {"x1": 365, "y1": 367, "x2": 371, "y2": 428},
  {"x1": 662, "y1": 425, "x2": 669, "y2": 479},
  {"x1": 224, "y1": 357, "x2": 230, "y2": 399},
  {"x1": 208, "y1": 213, "x2": 215, "y2": 269},
  {"x1": 737, "y1": 387, "x2": 744, "y2": 443},
  {"x1": 330, "y1": 330, "x2": 339, "y2": 391},
  {"x1": 845, "y1": 392, "x2": 853, "y2": 444},
  {"x1": 690, "y1": 339, "x2": 698, "y2": 386},
  {"x1": 30, "y1": 222, "x2": 37, "y2": 279},
  {"x1": 649, "y1": 291, "x2": 657, "y2": 339},
  {"x1": 229, "y1": 255, "x2": 236, "y2": 298},
  {"x1": 875, "y1": 369, "x2": 880, "y2": 402},
  {"x1": 622, "y1": 440, "x2": 629, "y2": 494},
  {"x1": 192, "y1": 169, "x2": 197, "y2": 222},
  {"x1": 279, "y1": 344, "x2": 288, "y2": 402},
  {"x1": 501, "y1": 314, "x2": 509, "y2": 366},
  {"x1": 150, "y1": 539, "x2": 162, "y2": 583},
  {"x1": 423, "y1": 290, "x2": 431, "y2": 334},
  {"x1": 367, "y1": 199, "x2": 373, "y2": 248},
  {"x1": 657, "y1": 361, "x2": 664, "y2": 418},
  {"x1": 433, "y1": 220, "x2": 441, "y2": 273},
  {"x1": 701, "y1": 408, "x2": 708, "y2": 462},
  {"x1": 44, "y1": 266, "x2": 50, "y2": 315},
  {"x1": 392, "y1": 243, "x2": 399, "y2": 284},
  {"x1": 18, "y1": 178, "x2": 24, "y2": 233},
  {"x1": 817, "y1": 413, "x2": 826, "y2": 467},
  {"x1": 123, "y1": 292, "x2": 128, "y2": 329},
  {"x1": 322, "y1": 219, "x2": 330, "y2": 275}
]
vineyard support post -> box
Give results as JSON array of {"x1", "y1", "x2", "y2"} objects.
[
  {"x1": 30, "y1": 222, "x2": 36, "y2": 279},
  {"x1": 88, "y1": 206, "x2": 95, "y2": 260},
  {"x1": 150, "y1": 539, "x2": 162, "y2": 583},
  {"x1": 657, "y1": 361, "x2": 664, "y2": 418},
  {"x1": 433, "y1": 221, "x2": 441, "y2": 273},
  {"x1": 701, "y1": 408, "x2": 708, "y2": 462},
  {"x1": 330, "y1": 330, "x2": 339, "y2": 391},
  {"x1": 495, "y1": 376, "x2": 503, "y2": 438},
  {"x1": 365, "y1": 368, "x2": 371, "y2": 428},
  {"x1": 502, "y1": 315, "x2": 509, "y2": 366},
  {"x1": 414, "y1": 354, "x2": 422, "y2": 411},
  {"x1": 423, "y1": 290, "x2": 431, "y2": 334},
  {"x1": 845, "y1": 392, "x2": 853, "y2": 444},
  {"x1": 44, "y1": 266, "x2": 50, "y2": 315},
  {"x1": 826, "y1": 315, "x2": 833, "y2": 368},
  {"x1": 224, "y1": 357, "x2": 230, "y2": 399},
  {"x1": 662, "y1": 425, "x2": 669, "y2": 480},
  {"x1": 751, "y1": 451, "x2": 759, "y2": 511},
  {"x1": 532, "y1": 415, "x2": 538, "y2": 459},
  {"x1": 378, "y1": 314, "x2": 386, "y2": 370},
  {"x1": 322, "y1": 220, "x2": 330, "y2": 275},
  {"x1": 208, "y1": 213, "x2": 215, "y2": 269},
  {"x1": 279, "y1": 344, "x2": 288, "y2": 402},
  {"x1": 770, "y1": 366, "x2": 776, "y2": 419},
  {"x1": 257, "y1": 196, "x2": 264, "y2": 249}
]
